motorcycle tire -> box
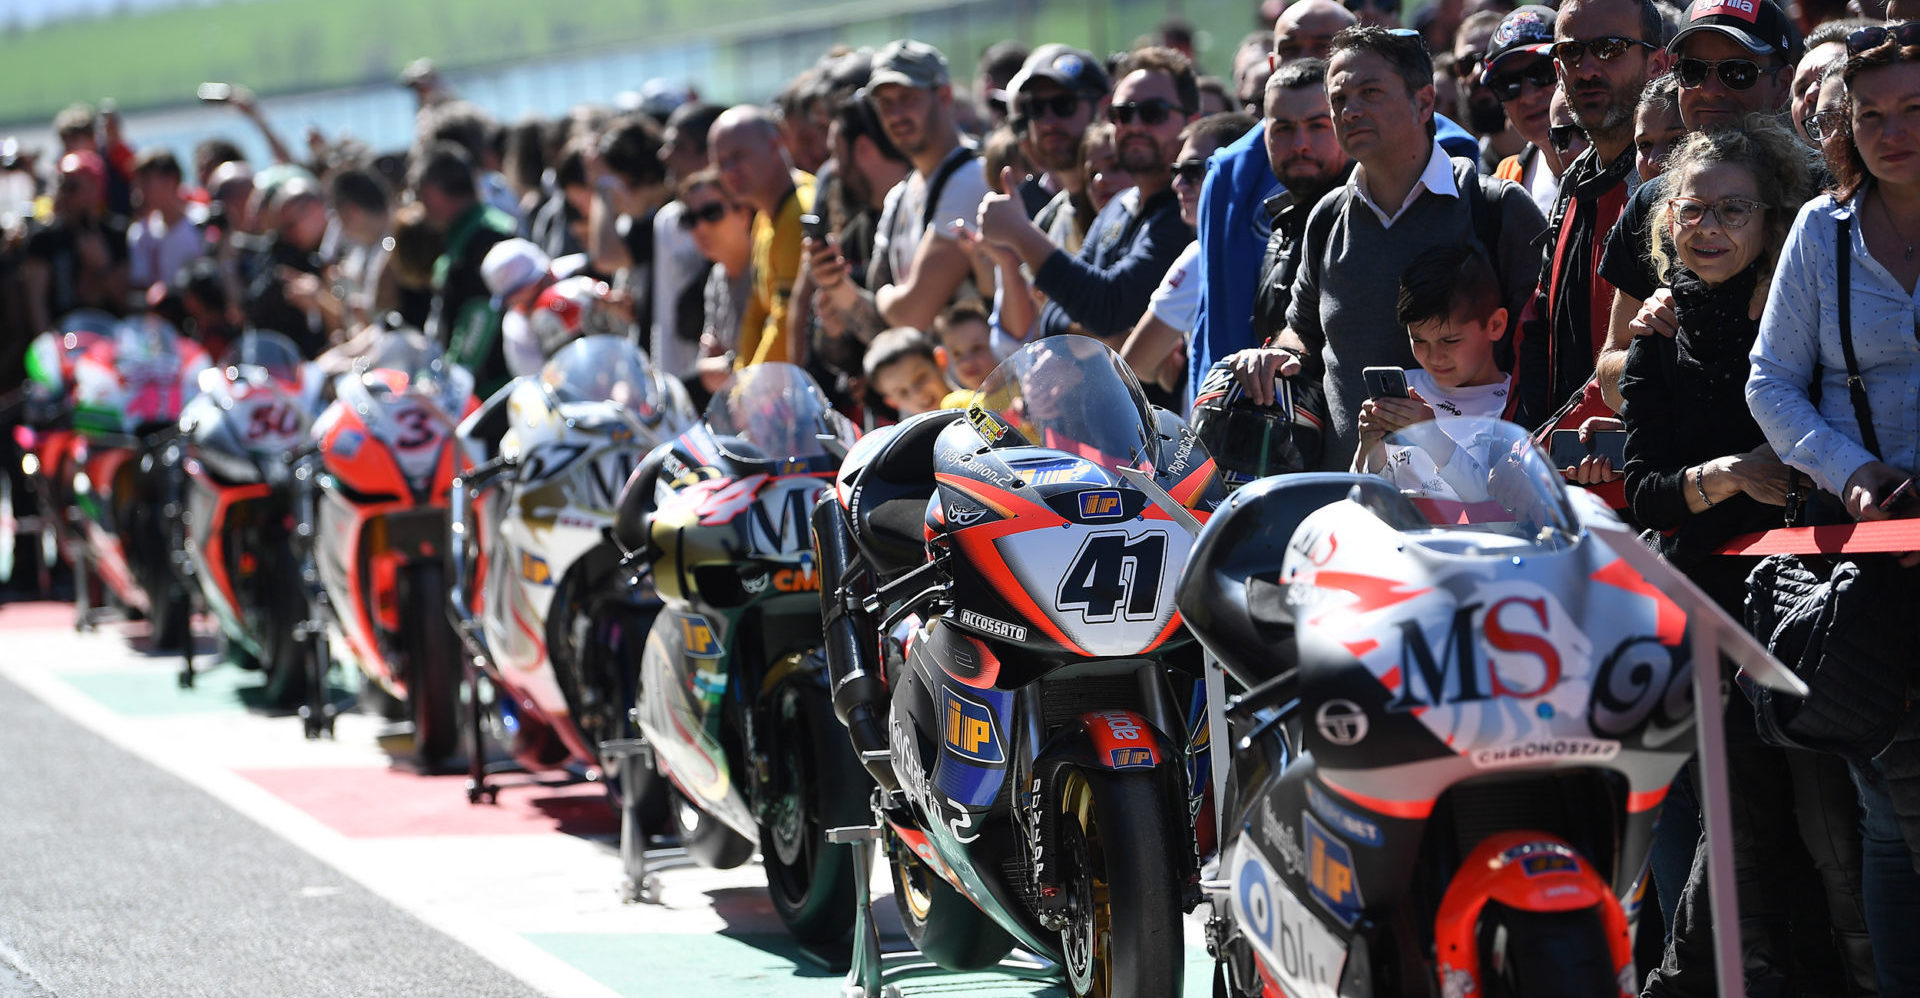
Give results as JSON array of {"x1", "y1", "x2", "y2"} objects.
[
  {"x1": 150, "y1": 582, "x2": 192, "y2": 653},
  {"x1": 888, "y1": 834, "x2": 1015, "y2": 971},
  {"x1": 674, "y1": 789, "x2": 755, "y2": 869},
  {"x1": 401, "y1": 561, "x2": 461, "y2": 770},
  {"x1": 258, "y1": 568, "x2": 309, "y2": 711},
  {"x1": 1478, "y1": 902, "x2": 1619, "y2": 998},
  {"x1": 759, "y1": 681, "x2": 860, "y2": 951},
  {"x1": 1058, "y1": 769, "x2": 1183, "y2": 998}
]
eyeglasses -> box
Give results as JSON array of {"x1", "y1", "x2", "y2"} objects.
[
  {"x1": 1674, "y1": 56, "x2": 1780, "y2": 91},
  {"x1": 1804, "y1": 109, "x2": 1848, "y2": 141},
  {"x1": 1549, "y1": 123, "x2": 1583, "y2": 154},
  {"x1": 1107, "y1": 99, "x2": 1182, "y2": 126},
  {"x1": 1550, "y1": 35, "x2": 1655, "y2": 68},
  {"x1": 1486, "y1": 59, "x2": 1558, "y2": 101},
  {"x1": 1170, "y1": 158, "x2": 1209, "y2": 185},
  {"x1": 1453, "y1": 50, "x2": 1487, "y2": 78},
  {"x1": 678, "y1": 201, "x2": 731, "y2": 229},
  {"x1": 1343, "y1": 0, "x2": 1395, "y2": 12},
  {"x1": 1019, "y1": 93, "x2": 1083, "y2": 121},
  {"x1": 1846, "y1": 21, "x2": 1920, "y2": 56},
  {"x1": 1668, "y1": 196, "x2": 1767, "y2": 229}
]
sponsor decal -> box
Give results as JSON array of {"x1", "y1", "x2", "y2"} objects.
[
  {"x1": 1307, "y1": 783, "x2": 1384, "y2": 848},
  {"x1": 1304, "y1": 814, "x2": 1363, "y2": 927},
  {"x1": 332, "y1": 428, "x2": 364, "y2": 459},
  {"x1": 1015, "y1": 460, "x2": 1105, "y2": 486},
  {"x1": 680, "y1": 614, "x2": 723, "y2": 659},
  {"x1": 1261, "y1": 796, "x2": 1306, "y2": 877},
  {"x1": 946, "y1": 796, "x2": 982, "y2": 844},
  {"x1": 1078, "y1": 489, "x2": 1123, "y2": 520},
  {"x1": 1109, "y1": 747, "x2": 1155, "y2": 768},
  {"x1": 945, "y1": 501, "x2": 989, "y2": 526},
  {"x1": 1469, "y1": 737, "x2": 1620, "y2": 768},
  {"x1": 1521, "y1": 853, "x2": 1580, "y2": 877},
  {"x1": 771, "y1": 564, "x2": 818, "y2": 592},
  {"x1": 1386, "y1": 595, "x2": 1564, "y2": 711},
  {"x1": 942, "y1": 688, "x2": 1006, "y2": 764},
  {"x1": 1086, "y1": 710, "x2": 1161, "y2": 768},
  {"x1": 519, "y1": 551, "x2": 553, "y2": 586},
  {"x1": 1233, "y1": 847, "x2": 1347, "y2": 998},
  {"x1": 742, "y1": 572, "x2": 771, "y2": 594},
  {"x1": 959, "y1": 608, "x2": 1027, "y2": 642},
  {"x1": 1694, "y1": 0, "x2": 1758, "y2": 20},
  {"x1": 1314, "y1": 700, "x2": 1369, "y2": 746},
  {"x1": 966, "y1": 407, "x2": 1008, "y2": 443}
]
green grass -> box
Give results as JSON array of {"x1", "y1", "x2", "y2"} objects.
[{"x1": 0, "y1": 0, "x2": 1260, "y2": 126}]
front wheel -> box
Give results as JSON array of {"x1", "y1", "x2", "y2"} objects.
[
  {"x1": 401, "y1": 561, "x2": 462, "y2": 770},
  {"x1": 1058, "y1": 769, "x2": 1184, "y2": 998},
  {"x1": 760, "y1": 680, "x2": 864, "y2": 952},
  {"x1": 890, "y1": 832, "x2": 1015, "y2": 971}
]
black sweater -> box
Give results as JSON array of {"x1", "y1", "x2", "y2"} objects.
[{"x1": 1618, "y1": 262, "x2": 1781, "y2": 615}]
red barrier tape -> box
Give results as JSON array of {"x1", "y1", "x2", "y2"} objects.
[{"x1": 1715, "y1": 518, "x2": 1920, "y2": 556}]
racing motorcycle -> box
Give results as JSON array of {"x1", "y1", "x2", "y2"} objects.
[
  {"x1": 1178, "y1": 417, "x2": 1700, "y2": 998},
  {"x1": 62, "y1": 314, "x2": 208, "y2": 646},
  {"x1": 610, "y1": 362, "x2": 869, "y2": 951},
  {"x1": 299, "y1": 332, "x2": 473, "y2": 762},
  {"x1": 448, "y1": 334, "x2": 694, "y2": 822},
  {"x1": 812, "y1": 336, "x2": 1224, "y2": 995},
  {"x1": 178, "y1": 330, "x2": 325, "y2": 702},
  {"x1": 8, "y1": 310, "x2": 122, "y2": 601}
]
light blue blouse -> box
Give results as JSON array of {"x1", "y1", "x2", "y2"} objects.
[{"x1": 1749, "y1": 190, "x2": 1920, "y2": 496}]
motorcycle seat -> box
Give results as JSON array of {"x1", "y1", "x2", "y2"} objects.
[{"x1": 849, "y1": 408, "x2": 963, "y2": 580}]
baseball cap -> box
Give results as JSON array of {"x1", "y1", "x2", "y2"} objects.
[
  {"x1": 1008, "y1": 44, "x2": 1112, "y2": 101},
  {"x1": 482, "y1": 239, "x2": 552, "y2": 305},
  {"x1": 869, "y1": 39, "x2": 950, "y2": 91},
  {"x1": 1480, "y1": 6, "x2": 1556, "y2": 82},
  {"x1": 1669, "y1": 0, "x2": 1803, "y2": 63}
]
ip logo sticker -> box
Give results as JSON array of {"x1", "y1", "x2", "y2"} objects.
[
  {"x1": 681, "y1": 614, "x2": 723, "y2": 659},
  {"x1": 1304, "y1": 814, "x2": 1363, "y2": 927},
  {"x1": 942, "y1": 689, "x2": 1005, "y2": 764},
  {"x1": 1078, "y1": 489, "x2": 1123, "y2": 520}
]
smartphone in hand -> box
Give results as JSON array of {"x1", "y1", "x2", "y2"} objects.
[
  {"x1": 1362, "y1": 366, "x2": 1408, "y2": 400},
  {"x1": 799, "y1": 212, "x2": 826, "y2": 243},
  {"x1": 1548, "y1": 428, "x2": 1628, "y2": 468},
  {"x1": 1879, "y1": 478, "x2": 1918, "y2": 515}
]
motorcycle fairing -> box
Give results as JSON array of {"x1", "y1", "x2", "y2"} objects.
[{"x1": 1229, "y1": 833, "x2": 1350, "y2": 998}]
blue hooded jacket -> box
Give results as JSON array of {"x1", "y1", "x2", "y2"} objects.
[{"x1": 1186, "y1": 113, "x2": 1481, "y2": 406}]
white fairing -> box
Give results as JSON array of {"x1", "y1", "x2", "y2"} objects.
[
  {"x1": 1230, "y1": 839, "x2": 1346, "y2": 998},
  {"x1": 994, "y1": 519, "x2": 1192, "y2": 657}
]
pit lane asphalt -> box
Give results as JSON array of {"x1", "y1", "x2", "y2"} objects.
[{"x1": 0, "y1": 668, "x2": 543, "y2": 998}]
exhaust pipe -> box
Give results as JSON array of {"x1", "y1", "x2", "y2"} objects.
[{"x1": 811, "y1": 494, "x2": 898, "y2": 793}]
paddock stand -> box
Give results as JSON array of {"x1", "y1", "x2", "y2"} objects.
[
  {"x1": 830, "y1": 786, "x2": 1059, "y2": 998},
  {"x1": 599, "y1": 733, "x2": 665, "y2": 905}
]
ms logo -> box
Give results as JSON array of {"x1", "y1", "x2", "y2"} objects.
[{"x1": 681, "y1": 614, "x2": 723, "y2": 659}]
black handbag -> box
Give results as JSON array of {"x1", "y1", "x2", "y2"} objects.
[{"x1": 1743, "y1": 214, "x2": 1917, "y2": 761}]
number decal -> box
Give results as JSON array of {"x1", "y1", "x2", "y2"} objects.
[
  {"x1": 1056, "y1": 530, "x2": 1167, "y2": 623},
  {"x1": 519, "y1": 442, "x2": 588, "y2": 484},
  {"x1": 246, "y1": 402, "x2": 300, "y2": 441},
  {"x1": 392, "y1": 407, "x2": 438, "y2": 449}
]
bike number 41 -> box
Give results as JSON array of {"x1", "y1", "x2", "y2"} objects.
[{"x1": 1056, "y1": 530, "x2": 1167, "y2": 623}]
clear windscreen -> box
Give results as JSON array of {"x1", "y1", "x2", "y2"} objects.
[
  {"x1": 540, "y1": 334, "x2": 669, "y2": 427},
  {"x1": 703, "y1": 362, "x2": 855, "y2": 463},
  {"x1": 1360, "y1": 417, "x2": 1582, "y2": 549},
  {"x1": 219, "y1": 330, "x2": 305, "y2": 389},
  {"x1": 963, "y1": 335, "x2": 1158, "y2": 473},
  {"x1": 354, "y1": 330, "x2": 469, "y2": 415}
]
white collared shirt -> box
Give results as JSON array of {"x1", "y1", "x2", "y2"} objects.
[{"x1": 1348, "y1": 139, "x2": 1458, "y2": 229}]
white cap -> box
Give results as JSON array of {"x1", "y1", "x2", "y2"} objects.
[{"x1": 481, "y1": 238, "x2": 551, "y2": 303}]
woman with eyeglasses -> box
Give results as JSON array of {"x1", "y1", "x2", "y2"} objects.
[
  {"x1": 1620, "y1": 119, "x2": 1878, "y2": 998},
  {"x1": 1749, "y1": 22, "x2": 1920, "y2": 993}
]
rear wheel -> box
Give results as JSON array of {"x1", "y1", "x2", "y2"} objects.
[
  {"x1": 674, "y1": 789, "x2": 755, "y2": 869},
  {"x1": 760, "y1": 681, "x2": 861, "y2": 952},
  {"x1": 1058, "y1": 770, "x2": 1184, "y2": 998},
  {"x1": 889, "y1": 833, "x2": 1015, "y2": 971},
  {"x1": 401, "y1": 562, "x2": 461, "y2": 770},
  {"x1": 258, "y1": 560, "x2": 309, "y2": 711}
]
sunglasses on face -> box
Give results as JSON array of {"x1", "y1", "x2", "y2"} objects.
[
  {"x1": 1805, "y1": 108, "x2": 1848, "y2": 141},
  {"x1": 1486, "y1": 59, "x2": 1559, "y2": 101},
  {"x1": 1170, "y1": 159, "x2": 1209, "y2": 185},
  {"x1": 678, "y1": 201, "x2": 731, "y2": 229},
  {"x1": 1549, "y1": 123, "x2": 1583, "y2": 154},
  {"x1": 1847, "y1": 21, "x2": 1920, "y2": 56},
  {"x1": 1453, "y1": 50, "x2": 1488, "y2": 77},
  {"x1": 1674, "y1": 56, "x2": 1779, "y2": 91},
  {"x1": 1550, "y1": 35, "x2": 1655, "y2": 68},
  {"x1": 1343, "y1": 0, "x2": 1395, "y2": 12},
  {"x1": 1668, "y1": 195, "x2": 1767, "y2": 229},
  {"x1": 1106, "y1": 99, "x2": 1182, "y2": 126},
  {"x1": 1019, "y1": 93, "x2": 1083, "y2": 121}
]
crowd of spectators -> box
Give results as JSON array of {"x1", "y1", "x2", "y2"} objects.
[{"x1": 1, "y1": 0, "x2": 1919, "y2": 991}]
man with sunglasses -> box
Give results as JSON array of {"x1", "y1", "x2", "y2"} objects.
[
  {"x1": 1004, "y1": 44, "x2": 1110, "y2": 246},
  {"x1": 1455, "y1": 10, "x2": 1529, "y2": 172},
  {"x1": 1503, "y1": 0, "x2": 1669, "y2": 431},
  {"x1": 976, "y1": 47, "x2": 1200, "y2": 344},
  {"x1": 1589, "y1": 0, "x2": 1803, "y2": 414},
  {"x1": 1482, "y1": 6, "x2": 1566, "y2": 217}
]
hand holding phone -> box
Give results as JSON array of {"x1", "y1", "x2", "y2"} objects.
[
  {"x1": 1362, "y1": 366, "x2": 1408, "y2": 400},
  {"x1": 799, "y1": 212, "x2": 826, "y2": 243},
  {"x1": 1880, "y1": 477, "x2": 1918, "y2": 515}
]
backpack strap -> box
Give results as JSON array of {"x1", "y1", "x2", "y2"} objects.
[
  {"x1": 919, "y1": 143, "x2": 980, "y2": 235},
  {"x1": 1836, "y1": 213, "x2": 1881, "y2": 457}
]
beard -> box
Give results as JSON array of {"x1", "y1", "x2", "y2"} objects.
[
  {"x1": 1117, "y1": 135, "x2": 1166, "y2": 174},
  {"x1": 1463, "y1": 93, "x2": 1507, "y2": 137}
]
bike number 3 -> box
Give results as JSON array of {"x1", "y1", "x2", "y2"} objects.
[{"x1": 1055, "y1": 530, "x2": 1167, "y2": 623}]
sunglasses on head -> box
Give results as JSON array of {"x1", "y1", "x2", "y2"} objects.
[
  {"x1": 678, "y1": 200, "x2": 731, "y2": 229},
  {"x1": 1550, "y1": 35, "x2": 1655, "y2": 67},
  {"x1": 1106, "y1": 99, "x2": 1182, "y2": 126},
  {"x1": 1674, "y1": 56, "x2": 1779, "y2": 91},
  {"x1": 1549, "y1": 123, "x2": 1583, "y2": 154},
  {"x1": 1486, "y1": 59, "x2": 1558, "y2": 101},
  {"x1": 1847, "y1": 21, "x2": 1920, "y2": 56},
  {"x1": 1020, "y1": 93, "x2": 1083, "y2": 121},
  {"x1": 1170, "y1": 158, "x2": 1209, "y2": 185}
]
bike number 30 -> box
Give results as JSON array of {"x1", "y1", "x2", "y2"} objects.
[{"x1": 1055, "y1": 530, "x2": 1167, "y2": 623}]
